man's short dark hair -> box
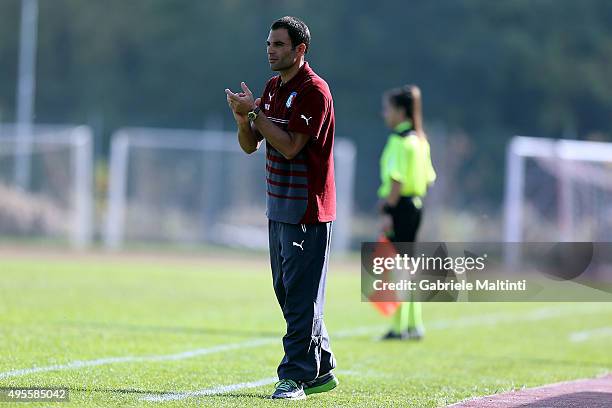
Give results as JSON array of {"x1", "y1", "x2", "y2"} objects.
[{"x1": 271, "y1": 16, "x2": 310, "y2": 54}]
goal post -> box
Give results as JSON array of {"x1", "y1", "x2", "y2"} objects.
[
  {"x1": 504, "y1": 136, "x2": 612, "y2": 244},
  {"x1": 0, "y1": 124, "x2": 94, "y2": 248},
  {"x1": 104, "y1": 127, "x2": 356, "y2": 252}
]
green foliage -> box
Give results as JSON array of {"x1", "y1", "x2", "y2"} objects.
[{"x1": 0, "y1": 0, "x2": 610, "y2": 209}]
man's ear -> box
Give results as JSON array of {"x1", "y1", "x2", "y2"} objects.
[{"x1": 296, "y1": 43, "x2": 307, "y2": 56}]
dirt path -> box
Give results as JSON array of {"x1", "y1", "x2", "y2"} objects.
[{"x1": 448, "y1": 374, "x2": 612, "y2": 407}]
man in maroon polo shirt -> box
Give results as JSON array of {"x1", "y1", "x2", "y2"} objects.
[{"x1": 225, "y1": 16, "x2": 338, "y2": 400}]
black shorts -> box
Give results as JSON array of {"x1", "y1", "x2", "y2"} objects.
[{"x1": 389, "y1": 197, "x2": 422, "y2": 243}]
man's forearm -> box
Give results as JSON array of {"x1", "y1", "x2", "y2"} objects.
[
  {"x1": 253, "y1": 114, "x2": 300, "y2": 160},
  {"x1": 237, "y1": 121, "x2": 261, "y2": 154}
]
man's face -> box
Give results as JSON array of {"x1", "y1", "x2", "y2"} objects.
[{"x1": 267, "y1": 28, "x2": 299, "y2": 71}]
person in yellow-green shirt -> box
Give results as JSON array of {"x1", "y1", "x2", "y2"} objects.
[{"x1": 378, "y1": 85, "x2": 436, "y2": 341}]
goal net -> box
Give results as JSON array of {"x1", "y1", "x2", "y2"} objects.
[
  {"x1": 504, "y1": 136, "x2": 612, "y2": 243},
  {"x1": 0, "y1": 124, "x2": 93, "y2": 248},
  {"x1": 104, "y1": 128, "x2": 356, "y2": 252}
]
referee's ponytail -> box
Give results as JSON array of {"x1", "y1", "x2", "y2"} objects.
[{"x1": 386, "y1": 85, "x2": 427, "y2": 139}]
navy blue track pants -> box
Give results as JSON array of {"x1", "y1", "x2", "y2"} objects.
[{"x1": 268, "y1": 220, "x2": 336, "y2": 382}]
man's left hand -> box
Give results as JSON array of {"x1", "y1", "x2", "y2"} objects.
[{"x1": 225, "y1": 82, "x2": 256, "y2": 114}]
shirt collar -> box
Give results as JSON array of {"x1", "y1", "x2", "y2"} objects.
[
  {"x1": 393, "y1": 120, "x2": 413, "y2": 134},
  {"x1": 279, "y1": 61, "x2": 310, "y2": 88}
]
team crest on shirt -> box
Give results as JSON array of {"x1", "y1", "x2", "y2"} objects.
[{"x1": 286, "y1": 91, "x2": 298, "y2": 108}]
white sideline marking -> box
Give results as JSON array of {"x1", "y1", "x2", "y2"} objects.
[
  {"x1": 142, "y1": 369, "x2": 359, "y2": 402},
  {"x1": 0, "y1": 325, "x2": 377, "y2": 381},
  {"x1": 139, "y1": 305, "x2": 612, "y2": 403},
  {"x1": 0, "y1": 338, "x2": 273, "y2": 380},
  {"x1": 0, "y1": 325, "x2": 374, "y2": 381},
  {"x1": 141, "y1": 377, "x2": 278, "y2": 402},
  {"x1": 427, "y1": 304, "x2": 608, "y2": 330},
  {"x1": 1, "y1": 304, "x2": 608, "y2": 381},
  {"x1": 569, "y1": 327, "x2": 612, "y2": 342},
  {"x1": 337, "y1": 305, "x2": 607, "y2": 336}
]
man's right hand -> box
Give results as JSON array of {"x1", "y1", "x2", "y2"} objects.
[
  {"x1": 227, "y1": 94, "x2": 261, "y2": 127},
  {"x1": 233, "y1": 108, "x2": 249, "y2": 126},
  {"x1": 227, "y1": 93, "x2": 248, "y2": 126}
]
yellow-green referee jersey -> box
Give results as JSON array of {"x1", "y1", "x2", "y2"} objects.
[{"x1": 377, "y1": 120, "x2": 436, "y2": 207}]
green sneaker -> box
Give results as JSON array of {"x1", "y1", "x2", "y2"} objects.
[
  {"x1": 271, "y1": 379, "x2": 306, "y2": 400},
  {"x1": 303, "y1": 372, "x2": 339, "y2": 395}
]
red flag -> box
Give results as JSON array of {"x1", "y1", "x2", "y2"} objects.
[{"x1": 368, "y1": 234, "x2": 401, "y2": 316}]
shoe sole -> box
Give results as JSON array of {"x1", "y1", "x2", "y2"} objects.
[{"x1": 304, "y1": 376, "x2": 339, "y2": 395}]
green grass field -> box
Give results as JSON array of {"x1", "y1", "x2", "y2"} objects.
[{"x1": 1, "y1": 250, "x2": 611, "y2": 407}]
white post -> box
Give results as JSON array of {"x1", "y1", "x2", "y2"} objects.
[
  {"x1": 71, "y1": 126, "x2": 93, "y2": 249},
  {"x1": 105, "y1": 132, "x2": 130, "y2": 250},
  {"x1": 503, "y1": 137, "x2": 525, "y2": 269},
  {"x1": 332, "y1": 138, "x2": 356, "y2": 253},
  {"x1": 556, "y1": 143, "x2": 574, "y2": 242},
  {"x1": 14, "y1": 0, "x2": 38, "y2": 190},
  {"x1": 504, "y1": 137, "x2": 525, "y2": 243}
]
